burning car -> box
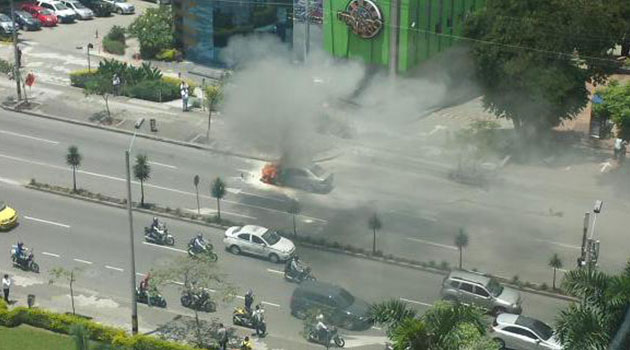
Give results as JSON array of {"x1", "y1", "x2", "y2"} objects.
[{"x1": 261, "y1": 163, "x2": 333, "y2": 193}]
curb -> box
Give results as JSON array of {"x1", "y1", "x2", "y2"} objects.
[
  {"x1": 26, "y1": 183, "x2": 579, "y2": 303},
  {"x1": 0, "y1": 103, "x2": 272, "y2": 163}
]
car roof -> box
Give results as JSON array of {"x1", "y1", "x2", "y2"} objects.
[
  {"x1": 241, "y1": 225, "x2": 268, "y2": 236},
  {"x1": 296, "y1": 280, "x2": 346, "y2": 296},
  {"x1": 448, "y1": 270, "x2": 491, "y2": 285},
  {"x1": 496, "y1": 313, "x2": 519, "y2": 326}
]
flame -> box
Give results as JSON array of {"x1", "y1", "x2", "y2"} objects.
[{"x1": 261, "y1": 163, "x2": 280, "y2": 184}]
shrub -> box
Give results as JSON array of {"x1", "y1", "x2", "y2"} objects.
[
  {"x1": 106, "y1": 25, "x2": 126, "y2": 44},
  {"x1": 439, "y1": 260, "x2": 450, "y2": 270},
  {"x1": 0, "y1": 57, "x2": 14, "y2": 74},
  {"x1": 373, "y1": 250, "x2": 383, "y2": 257},
  {"x1": 127, "y1": 6, "x2": 175, "y2": 59},
  {"x1": 156, "y1": 48, "x2": 181, "y2": 62},
  {"x1": 331, "y1": 241, "x2": 341, "y2": 249},
  {"x1": 70, "y1": 69, "x2": 98, "y2": 88},
  {"x1": 103, "y1": 38, "x2": 125, "y2": 55},
  {"x1": 428, "y1": 260, "x2": 436, "y2": 268},
  {"x1": 540, "y1": 282, "x2": 549, "y2": 290},
  {"x1": 127, "y1": 79, "x2": 179, "y2": 102}
]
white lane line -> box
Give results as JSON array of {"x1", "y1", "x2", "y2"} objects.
[
  {"x1": 23, "y1": 215, "x2": 71, "y2": 228},
  {"x1": 266, "y1": 268, "x2": 284, "y2": 275},
  {"x1": 0, "y1": 129, "x2": 59, "y2": 144},
  {"x1": 42, "y1": 251, "x2": 60, "y2": 258},
  {"x1": 105, "y1": 265, "x2": 124, "y2": 272},
  {"x1": 0, "y1": 176, "x2": 21, "y2": 186},
  {"x1": 169, "y1": 280, "x2": 184, "y2": 286},
  {"x1": 235, "y1": 295, "x2": 245, "y2": 300},
  {"x1": 371, "y1": 326, "x2": 382, "y2": 331},
  {"x1": 400, "y1": 297, "x2": 432, "y2": 307},
  {"x1": 142, "y1": 242, "x2": 187, "y2": 254},
  {"x1": 148, "y1": 161, "x2": 178, "y2": 169},
  {"x1": 136, "y1": 273, "x2": 146, "y2": 277},
  {"x1": 405, "y1": 237, "x2": 457, "y2": 251},
  {"x1": 74, "y1": 258, "x2": 93, "y2": 265},
  {"x1": 534, "y1": 239, "x2": 581, "y2": 250},
  {"x1": 261, "y1": 301, "x2": 280, "y2": 308}
]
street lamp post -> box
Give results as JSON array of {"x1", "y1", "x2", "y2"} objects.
[
  {"x1": 87, "y1": 43, "x2": 94, "y2": 72},
  {"x1": 579, "y1": 200, "x2": 603, "y2": 268},
  {"x1": 9, "y1": 0, "x2": 21, "y2": 101},
  {"x1": 126, "y1": 117, "x2": 144, "y2": 335}
]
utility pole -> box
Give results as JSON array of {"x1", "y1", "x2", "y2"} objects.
[
  {"x1": 579, "y1": 200, "x2": 603, "y2": 268},
  {"x1": 303, "y1": 0, "x2": 310, "y2": 62},
  {"x1": 388, "y1": 0, "x2": 400, "y2": 76},
  {"x1": 9, "y1": 0, "x2": 21, "y2": 101}
]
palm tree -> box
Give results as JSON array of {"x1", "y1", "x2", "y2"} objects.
[
  {"x1": 548, "y1": 253, "x2": 563, "y2": 290},
  {"x1": 368, "y1": 213, "x2": 382, "y2": 255},
  {"x1": 288, "y1": 199, "x2": 301, "y2": 237},
  {"x1": 66, "y1": 145, "x2": 82, "y2": 192},
  {"x1": 454, "y1": 228, "x2": 469, "y2": 269},
  {"x1": 211, "y1": 177, "x2": 226, "y2": 220},
  {"x1": 133, "y1": 154, "x2": 151, "y2": 207}
]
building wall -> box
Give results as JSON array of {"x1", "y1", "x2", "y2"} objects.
[{"x1": 324, "y1": 0, "x2": 484, "y2": 73}]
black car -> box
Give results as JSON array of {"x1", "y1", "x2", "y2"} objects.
[
  {"x1": 11, "y1": 10, "x2": 41, "y2": 30},
  {"x1": 290, "y1": 281, "x2": 372, "y2": 330},
  {"x1": 78, "y1": 0, "x2": 113, "y2": 16}
]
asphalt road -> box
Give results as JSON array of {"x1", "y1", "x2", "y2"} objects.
[{"x1": 0, "y1": 180, "x2": 569, "y2": 349}]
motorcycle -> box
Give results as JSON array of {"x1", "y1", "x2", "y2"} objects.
[
  {"x1": 233, "y1": 305, "x2": 266, "y2": 335},
  {"x1": 284, "y1": 265, "x2": 316, "y2": 283},
  {"x1": 187, "y1": 239, "x2": 217, "y2": 262},
  {"x1": 10, "y1": 246, "x2": 39, "y2": 273},
  {"x1": 181, "y1": 289, "x2": 216, "y2": 312},
  {"x1": 308, "y1": 326, "x2": 345, "y2": 348},
  {"x1": 135, "y1": 288, "x2": 167, "y2": 308},
  {"x1": 144, "y1": 226, "x2": 175, "y2": 246}
]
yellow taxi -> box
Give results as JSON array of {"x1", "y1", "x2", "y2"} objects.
[{"x1": 0, "y1": 202, "x2": 18, "y2": 230}]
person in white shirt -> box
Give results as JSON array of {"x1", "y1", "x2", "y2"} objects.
[{"x1": 2, "y1": 274, "x2": 11, "y2": 303}]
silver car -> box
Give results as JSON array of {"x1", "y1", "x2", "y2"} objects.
[
  {"x1": 104, "y1": 0, "x2": 134, "y2": 14},
  {"x1": 490, "y1": 313, "x2": 563, "y2": 350},
  {"x1": 440, "y1": 270, "x2": 523, "y2": 315},
  {"x1": 61, "y1": 0, "x2": 94, "y2": 19},
  {"x1": 278, "y1": 164, "x2": 333, "y2": 193},
  {"x1": 223, "y1": 225, "x2": 295, "y2": 263}
]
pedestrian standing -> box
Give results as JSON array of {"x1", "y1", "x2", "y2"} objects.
[
  {"x1": 112, "y1": 73, "x2": 121, "y2": 96},
  {"x1": 614, "y1": 137, "x2": 622, "y2": 160},
  {"x1": 2, "y1": 274, "x2": 11, "y2": 303},
  {"x1": 217, "y1": 323, "x2": 228, "y2": 350},
  {"x1": 180, "y1": 81, "x2": 189, "y2": 112}
]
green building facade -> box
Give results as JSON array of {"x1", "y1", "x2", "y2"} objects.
[{"x1": 323, "y1": 0, "x2": 484, "y2": 73}]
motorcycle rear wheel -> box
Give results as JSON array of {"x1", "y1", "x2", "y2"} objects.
[
  {"x1": 30, "y1": 262, "x2": 40, "y2": 273},
  {"x1": 203, "y1": 301, "x2": 216, "y2": 312},
  {"x1": 181, "y1": 295, "x2": 192, "y2": 307},
  {"x1": 207, "y1": 252, "x2": 218, "y2": 262},
  {"x1": 334, "y1": 336, "x2": 345, "y2": 348},
  {"x1": 165, "y1": 237, "x2": 175, "y2": 246}
]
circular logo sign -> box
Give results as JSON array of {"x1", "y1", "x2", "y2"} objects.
[{"x1": 337, "y1": 0, "x2": 383, "y2": 39}]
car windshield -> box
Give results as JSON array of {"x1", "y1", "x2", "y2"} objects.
[
  {"x1": 336, "y1": 289, "x2": 355, "y2": 308},
  {"x1": 530, "y1": 319, "x2": 554, "y2": 340},
  {"x1": 261, "y1": 230, "x2": 281, "y2": 245},
  {"x1": 72, "y1": 2, "x2": 87, "y2": 8},
  {"x1": 309, "y1": 164, "x2": 326, "y2": 177},
  {"x1": 114, "y1": 0, "x2": 127, "y2": 2},
  {"x1": 40, "y1": 9, "x2": 54, "y2": 15},
  {"x1": 56, "y1": 3, "x2": 69, "y2": 9},
  {"x1": 0, "y1": 202, "x2": 6, "y2": 211},
  {"x1": 486, "y1": 278, "x2": 503, "y2": 297},
  {"x1": 16, "y1": 11, "x2": 30, "y2": 17},
  {"x1": 0, "y1": 14, "x2": 11, "y2": 21}
]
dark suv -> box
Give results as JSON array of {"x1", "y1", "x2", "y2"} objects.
[
  {"x1": 290, "y1": 281, "x2": 372, "y2": 330},
  {"x1": 78, "y1": 0, "x2": 112, "y2": 16}
]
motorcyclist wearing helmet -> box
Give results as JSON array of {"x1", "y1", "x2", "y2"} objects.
[
  {"x1": 244, "y1": 289, "x2": 254, "y2": 315},
  {"x1": 193, "y1": 233, "x2": 206, "y2": 251},
  {"x1": 316, "y1": 314, "x2": 329, "y2": 342},
  {"x1": 138, "y1": 273, "x2": 151, "y2": 296},
  {"x1": 148, "y1": 217, "x2": 161, "y2": 240},
  {"x1": 15, "y1": 241, "x2": 25, "y2": 260},
  {"x1": 241, "y1": 336, "x2": 253, "y2": 350},
  {"x1": 286, "y1": 255, "x2": 304, "y2": 278}
]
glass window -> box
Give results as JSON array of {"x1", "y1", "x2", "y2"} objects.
[
  {"x1": 486, "y1": 278, "x2": 504, "y2": 297},
  {"x1": 335, "y1": 289, "x2": 355, "y2": 308},
  {"x1": 261, "y1": 230, "x2": 281, "y2": 245},
  {"x1": 0, "y1": 14, "x2": 10, "y2": 21},
  {"x1": 449, "y1": 280, "x2": 459, "y2": 288},
  {"x1": 459, "y1": 282, "x2": 474, "y2": 293},
  {"x1": 251, "y1": 235, "x2": 264, "y2": 244},
  {"x1": 474, "y1": 286, "x2": 490, "y2": 297},
  {"x1": 237, "y1": 233, "x2": 250, "y2": 241},
  {"x1": 504, "y1": 327, "x2": 537, "y2": 340}
]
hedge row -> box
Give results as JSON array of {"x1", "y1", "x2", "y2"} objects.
[{"x1": 0, "y1": 299, "x2": 204, "y2": 350}]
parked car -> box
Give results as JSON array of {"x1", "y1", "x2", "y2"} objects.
[
  {"x1": 261, "y1": 163, "x2": 334, "y2": 193},
  {"x1": 60, "y1": 0, "x2": 93, "y2": 19},
  {"x1": 0, "y1": 13, "x2": 18, "y2": 35},
  {"x1": 490, "y1": 313, "x2": 563, "y2": 350},
  {"x1": 142, "y1": 0, "x2": 170, "y2": 4},
  {"x1": 78, "y1": 0, "x2": 113, "y2": 17},
  {"x1": 8, "y1": 10, "x2": 42, "y2": 30},
  {"x1": 290, "y1": 281, "x2": 372, "y2": 330},
  {"x1": 36, "y1": 0, "x2": 75, "y2": 22},
  {"x1": 103, "y1": 0, "x2": 134, "y2": 14},
  {"x1": 440, "y1": 270, "x2": 523, "y2": 315},
  {"x1": 20, "y1": 4, "x2": 58, "y2": 26},
  {"x1": 223, "y1": 225, "x2": 295, "y2": 263},
  {"x1": 0, "y1": 201, "x2": 18, "y2": 231}
]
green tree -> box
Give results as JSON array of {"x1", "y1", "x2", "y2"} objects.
[
  {"x1": 210, "y1": 177, "x2": 226, "y2": 221},
  {"x1": 465, "y1": 0, "x2": 618, "y2": 139},
  {"x1": 127, "y1": 7, "x2": 175, "y2": 59},
  {"x1": 368, "y1": 213, "x2": 382, "y2": 255},
  {"x1": 454, "y1": 228, "x2": 469, "y2": 269},
  {"x1": 152, "y1": 254, "x2": 234, "y2": 348},
  {"x1": 49, "y1": 267, "x2": 82, "y2": 315},
  {"x1": 66, "y1": 145, "x2": 82, "y2": 192},
  {"x1": 592, "y1": 80, "x2": 630, "y2": 140},
  {"x1": 133, "y1": 154, "x2": 151, "y2": 207},
  {"x1": 288, "y1": 199, "x2": 301, "y2": 237},
  {"x1": 556, "y1": 263, "x2": 630, "y2": 349},
  {"x1": 84, "y1": 74, "x2": 114, "y2": 120},
  {"x1": 204, "y1": 84, "x2": 223, "y2": 140},
  {"x1": 548, "y1": 253, "x2": 563, "y2": 290}
]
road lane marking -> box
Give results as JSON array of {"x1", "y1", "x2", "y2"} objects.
[
  {"x1": 74, "y1": 258, "x2": 93, "y2": 265},
  {"x1": 142, "y1": 242, "x2": 187, "y2": 254},
  {"x1": 148, "y1": 161, "x2": 178, "y2": 169},
  {"x1": 105, "y1": 265, "x2": 124, "y2": 272},
  {"x1": 371, "y1": 326, "x2": 382, "y2": 330},
  {"x1": 23, "y1": 215, "x2": 70, "y2": 228},
  {"x1": 136, "y1": 273, "x2": 146, "y2": 277},
  {"x1": 261, "y1": 301, "x2": 280, "y2": 308},
  {"x1": 235, "y1": 295, "x2": 245, "y2": 300},
  {"x1": 0, "y1": 152, "x2": 326, "y2": 223},
  {"x1": 185, "y1": 208, "x2": 257, "y2": 220},
  {"x1": 0, "y1": 129, "x2": 59, "y2": 144},
  {"x1": 534, "y1": 239, "x2": 581, "y2": 250},
  {"x1": 266, "y1": 268, "x2": 284, "y2": 275},
  {"x1": 42, "y1": 251, "x2": 60, "y2": 258},
  {"x1": 0, "y1": 177, "x2": 21, "y2": 186},
  {"x1": 399, "y1": 297, "x2": 432, "y2": 307},
  {"x1": 169, "y1": 280, "x2": 184, "y2": 286},
  {"x1": 405, "y1": 238, "x2": 457, "y2": 251}
]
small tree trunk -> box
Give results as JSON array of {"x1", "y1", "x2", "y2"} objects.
[
  {"x1": 206, "y1": 109, "x2": 212, "y2": 141},
  {"x1": 104, "y1": 95, "x2": 111, "y2": 119},
  {"x1": 70, "y1": 274, "x2": 76, "y2": 315},
  {"x1": 216, "y1": 198, "x2": 221, "y2": 220},
  {"x1": 459, "y1": 248, "x2": 463, "y2": 269},
  {"x1": 140, "y1": 180, "x2": 145, "y2": 207},
  {"x1": 292, "y1": 214, "x2": 297, "y2": 237},
  {"x1": 194, "y1": 309, "x2": 203, "y2": 347},
  {"x1": 372, "y1": 228, "x2": 376, "y2": 254},
  {"x1": 72, "y1": 167, "x2": 77, "y2": 192},
  {"x1": 552, "y1": 268, "x2": 557, "y2": 290},
  {"x1": 195, "y1": 186, "x2": 200, "y2": 214}
]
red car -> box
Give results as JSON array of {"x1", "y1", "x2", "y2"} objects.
[{"x1": 20, "y1": 3, "x2": 58, "y2": 26}]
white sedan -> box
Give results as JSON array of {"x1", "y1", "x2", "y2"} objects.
[
  {"x1": 223, "y1": 225, "x2": 295, "y2": 263},
  {"x1": 490, "y1": 313, "x2": 563, "y2": 350}
]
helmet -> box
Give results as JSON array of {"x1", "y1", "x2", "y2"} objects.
[
  {"x1": 153, "y1": 217, "x2": 158, "y2": 221},
  {"x1": 255, "y1": 305, "x2": 260, "y2": 310},
  {"x1": 316, "y1": 314, "x2": 324, "y2": 321},
  {"x1": 246, "y1": 289, "x2": 253, "y2": 297},
  {"x1": 197, "y1": 233, "x2": 203, "y2": 239}
]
